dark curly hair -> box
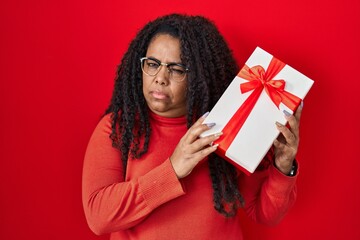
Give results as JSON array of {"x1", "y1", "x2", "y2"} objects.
[{"x1": 105, "y1": 14, "x2": 244, "y2": 217}]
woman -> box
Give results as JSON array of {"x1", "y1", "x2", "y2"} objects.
[{"x1": 82, "y1": 14, "x2": 301, "y2": 239}]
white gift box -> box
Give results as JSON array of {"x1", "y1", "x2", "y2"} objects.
[{"x1": 201, "y1": 47, "x2": 314, "y2": 174}]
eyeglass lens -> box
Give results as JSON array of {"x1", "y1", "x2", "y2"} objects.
[{"x1": 141, "y1": 58, "x2": 187, "y2": 81}]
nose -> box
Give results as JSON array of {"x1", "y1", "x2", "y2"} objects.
[{"x1": 154, "y1": 66, "x2": 170, "y2": 85}]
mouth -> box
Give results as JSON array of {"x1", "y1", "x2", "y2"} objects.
[{"x1": 150, "y1": 90, "x2": 168, "y2": 100}]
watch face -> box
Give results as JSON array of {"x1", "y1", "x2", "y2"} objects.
[{"x1": 288, "y1": 162, "x2": 297, "y2": 176}]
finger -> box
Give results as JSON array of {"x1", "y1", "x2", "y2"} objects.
[
  {"x1": 184, "y1": 111, "x2": 215, "y2": 143},
  {"x1": 189, "y1": 132, "x2": 223, "y2": 152},
  {"x1": 283, "y1": 110, "x2": 299, "y2": 138},
  {"x1": 191, "y1": 144, "x2": 219, "y2": 163},
  {"x1": 276, "y1": 132, "x2": 286, "y2": 144},
  {"x1": 184, "y1": 122, "x2": 216, "y2": 144},
  {"x1": 273, "y1": 139, "x2": 285, "y2": 151},
  {"x1": 294, "y1": 101, "x2": 303, "y2": 122},
  {"x1": 191, "y1": 111, "x2": 210, "y2": 128},
  {"x1": 275, "y1": 122, "x2": 297, "y2": 146},
  {"x1": 183, "y1": 112, "x2": 211, "y2": 142}
]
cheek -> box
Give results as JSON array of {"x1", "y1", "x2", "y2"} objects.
[
  {"x1": 173, "y1": 84, "x2": 187, "y2": 101},
  {"x1": 182, "y1": 86, "x2": 188, "y2": 99},
  {"x1": 142, "y1": 76, "x2": 150, "y2": 92}
]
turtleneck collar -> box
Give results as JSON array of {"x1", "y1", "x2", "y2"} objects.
[{"x1": 148, "y1": 110, "x2": 187, "y2": 127}]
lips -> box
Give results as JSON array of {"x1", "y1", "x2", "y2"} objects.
[{"x1": 150, "y1": 90, "x2": 168, "y2": 100}]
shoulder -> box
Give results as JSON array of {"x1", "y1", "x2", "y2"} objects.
[
  {"x1": 97, "y1": 113, "x2": 113, "y2": 131},
  {"x1": 100, "y1": 113, "x2": 113, "y2": 128},
  {"x1": 89, "y1": 113, "x2": 114, "y2": 141}
]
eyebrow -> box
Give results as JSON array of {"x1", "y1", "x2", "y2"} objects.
[{"x1": 146, "y1": 56, "x2": 184, "y2": 65}]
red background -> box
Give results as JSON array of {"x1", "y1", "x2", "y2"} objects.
[{"x1": 1, "y1": 0, "x2": 359, "y2": 239}]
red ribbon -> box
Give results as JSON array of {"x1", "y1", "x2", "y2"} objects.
[{"x1": 215, "y1": 57, "x2": 302, "y2": 158}]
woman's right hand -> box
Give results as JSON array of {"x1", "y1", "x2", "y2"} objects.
[{"x1": 170, "y1": 113, "x2": 222, "y2": 179}]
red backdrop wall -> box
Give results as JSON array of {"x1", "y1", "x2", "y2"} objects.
[{"x1": 1, "y1": 0, "x2": 359, "y2": 239}]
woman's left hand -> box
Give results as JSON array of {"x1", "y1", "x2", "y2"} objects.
[{"x1": 273, "y1": 103, "x2": 303, "y2": 175}]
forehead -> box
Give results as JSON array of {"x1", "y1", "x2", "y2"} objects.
[{"x1": 146, "y1": 34, "x2": 181, "y2": 60}]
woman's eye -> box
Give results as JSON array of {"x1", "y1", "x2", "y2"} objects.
[
  {"x1": 171, "y1": 68, "x2": 186, "y2": 76},
  {"x1": 146, "y1": 60, "x2": 159, "y2": 69}
]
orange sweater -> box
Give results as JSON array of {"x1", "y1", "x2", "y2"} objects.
[{"x1": 82, "y1": 112, "x2": 297, "y2": 240}]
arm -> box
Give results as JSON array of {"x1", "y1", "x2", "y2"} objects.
[
  {"x1": 240, "y1": 103, "x2": 303, "y2": 225},
  {"x1": 82, "y1": 115, "x2": 185, "y2": 235},
  {"x1": 239, "y1": 158, "x2": 298, "y2": 225}
]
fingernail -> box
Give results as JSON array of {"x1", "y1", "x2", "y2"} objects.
[
  {"x1": 205, "y1": 122, "x2": 216, "y2": 128},
  {"x1": 212, "y1": 144, "x2": 219, "y2": 149},
  {"x1": 213, "y1": 132, "x2": 223, "y2": 138},
  {"x1": 283, "y1": 110, "x2": 291, "y2": 117},
  {"x1": 300, "y1": 101, "x2": 304, "y2": 108},
  {"x1": 202, "y1": 112, "x2": 210, "y2": 118},
  {"x1": 275, "y1": 121, "x2": 283, "y2": 127}
]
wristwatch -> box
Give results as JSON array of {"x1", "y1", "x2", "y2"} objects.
[{"x1": 288, "y1": 161, "x2": 298, "y2": 177}]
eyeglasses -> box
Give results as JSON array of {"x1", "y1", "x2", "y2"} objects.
[{"x1": 140, "y1": 57, "x2": 189, "y2": 82}]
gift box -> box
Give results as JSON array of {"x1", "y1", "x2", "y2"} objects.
[{"x1": 201, "y1": 47, "x2": 314, "y2": 175}]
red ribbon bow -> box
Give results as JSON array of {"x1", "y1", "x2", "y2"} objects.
[
  {"x1": 214, "y1": 57, "x2": 301, "y2": 163},
  {"x1": 239, "y1": 57, "x2": 301, "y2": 110}
]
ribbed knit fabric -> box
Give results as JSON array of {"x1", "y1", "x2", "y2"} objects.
[{"x1": 82, "y1": 111, "x2": 298, "y2": 239}]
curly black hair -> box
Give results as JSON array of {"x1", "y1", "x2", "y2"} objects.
[{"x1": 105, "y1": 14, "x2": 244, "y2": 217}]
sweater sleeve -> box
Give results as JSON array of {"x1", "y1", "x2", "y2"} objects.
[
  {"x1": 82, "y1": 115, "x2": 185, "y2": 235},
  {"x1": 239, "y1": 159, "x2": 298, "y2": 226}
]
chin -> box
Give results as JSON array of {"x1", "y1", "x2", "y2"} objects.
[{"x1": 149, "y1": 104, "x2": 169, "y2": 114}]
